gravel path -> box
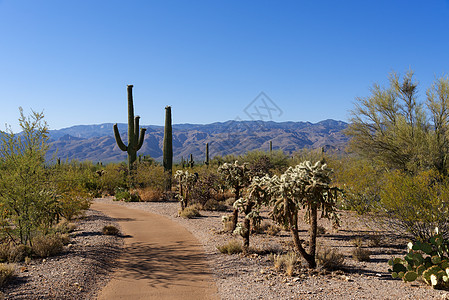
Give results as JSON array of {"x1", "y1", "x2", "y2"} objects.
[
  {"x1": 2, "y1": 197, "x2": 449, "y2": 299},
  {"x1": 0, "y1": 209, "x2": 123, "y2": 300}
]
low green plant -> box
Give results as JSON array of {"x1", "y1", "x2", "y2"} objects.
[
  {"x1": 102, "y1": 225, "x2": 120, "y2": 236},
  {"x1": 388, "y1": 228, "x2": 449, "y2": 289},
  {"x1": 0, "y1": 263, "x2": 15, "y2": 287},
  {"x1": 216, "y1": 239, "x2": 242, "y2": 254},
  {"x1": 114, "y1": 187, "x2": 140, "y2": 202}
]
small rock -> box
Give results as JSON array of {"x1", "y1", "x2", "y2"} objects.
[{"x1": 293, "y1": 277, "x2": 301, "y2": 282}]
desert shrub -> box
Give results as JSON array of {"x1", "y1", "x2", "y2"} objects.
[
  {"x1": 135, "y1": 164, "x2": 165, "y2": 191},
  {"x1": 99, "y1": 163, "x2": 128, "y2": 195},
  {"x1": 317, "y1": 225, "x2": 326, "y2": 236},
  {"x1": 54, "y1": 221, "x2": 77, "y2": 234},
  {"x1": 380, "y1": 169, "x2": 449, "y2": 241},
  {"x1": 102, "y1": 225, "x2": 120, "y2": 236},
  {"x1": 316, "y1": 245, "x2": 345, "y2": 270},
  {"x1": 32, "y1": 234, "x2": 64, "y2": 258},
  {"x1": 0, "y1": 263, "x2": 15, "y2": 287},
  {"x1": 138, "y1": 187, "x2": 163, "y2": 202},
  {"x1": 272, "y1": 251, "x2": 299, "y2": 276},
  {"x1": 266, "y1": 224, "x2": 281, "y2": 236},
  {"x1": 114, "y1": 187, "x2": 140, "y2": 202},
  {"x1": 216, "y1": 239, "x2": 242, "y2": 254},
  {"x1": 352, "y1": 247, "x2": 371, "y2": 262},
  {"x1": 0, "y1": 243, "x2": 31, "y2": 263},
  {"x1": 367, "y1": 233, "x2": 383, "y2": 247},
  {"x1": 179, "y1": 206, "x2": 201, "y2": 219},
  {"x1": 351, "y1": 237, "x2": 364, "y2": 248}
]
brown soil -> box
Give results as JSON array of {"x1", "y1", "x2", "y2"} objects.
[{"x1": 91, "y1": 202, "x2": 219, "y2": 300}]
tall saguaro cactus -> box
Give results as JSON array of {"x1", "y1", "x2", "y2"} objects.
[
  {"x1": 205, "y1": 142, "x2": 209, "y2": 166},
  {"x1": 163, "y1": 106, "x2": 173, "y2": 192},
  {"x1": 113, "y1": 85, "x2": 146, "y2": 172}
]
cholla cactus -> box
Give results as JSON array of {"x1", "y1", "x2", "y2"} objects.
[
  {"x1": 218, "y1": 161, "x2": 252, "y2": 231},
  {"x1": 262, "y1": 160, "x2": 340, "y2": 269},
  {"x1": 174, "y1": 170, "x2": 197, "y2": 210}
]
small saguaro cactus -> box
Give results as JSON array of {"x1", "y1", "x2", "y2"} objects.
[
  {"x1": 189, "y1": 154, "x2": 194, "y2": 168},
  {"x1": 163, "y1": 106, "x2": 173, "y2": 192},
  {"x1": 269, "y1": 141, "x2": 272, "y2": 155},
  {"x1": 205, "y1": 143, "x2": 209, "y2": 166},
  {"x1": 113, "y1": 85, "x2": 146, "y2": 172}
]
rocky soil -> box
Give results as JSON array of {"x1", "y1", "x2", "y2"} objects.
[{"x1": 3, "y1": 197, "x2": 449, "y2": 299}]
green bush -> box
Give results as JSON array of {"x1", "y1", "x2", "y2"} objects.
[
  {"x1": 114, "y1": 187, "x2": 140, "y2": 202},
  {"x1": 0, "y1": 243, "x2": 31, "y2": 263},
  {"x1": 380, "y1": 170, "x2": 449, "y2": 241}
]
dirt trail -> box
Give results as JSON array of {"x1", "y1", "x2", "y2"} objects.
[{"x1": 91, "y1": 202, "x2": 219, "y2": 300}]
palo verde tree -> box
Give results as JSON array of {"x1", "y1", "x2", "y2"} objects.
[
  {"x1": 346, "y1": 71, "x2": 449, "y2": 175},
  {"x1": 218, "y1": 161, "x2": 252, "y2": 232},
  {"x1": 113, "y1": 85, "x2": 146, "y2": 175},
  {"x1": 262, "y1": 161, "x2": 340, "y2": 268},
  {"x1": 0, "y1": 109, "x2": 56, "y2": 246}
]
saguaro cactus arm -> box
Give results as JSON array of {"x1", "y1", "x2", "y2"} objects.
[{"x1": 113, "y1": 123, "x2": 127, "y2": 151}]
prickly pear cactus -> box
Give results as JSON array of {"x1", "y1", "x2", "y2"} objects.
[{"x1": 388, "y1": 228, "x2": 449, "y2": 289}]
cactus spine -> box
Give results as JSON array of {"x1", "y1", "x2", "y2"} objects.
[
  {"x1": 163, "y1": 106, "x2": 173, "y2": 192},
  {"x1": 205, "y1": 142, "x2": 209, "y2": 166},
  {"x1": 113, "y1": 85, "x2": 146, "y2": 172}
]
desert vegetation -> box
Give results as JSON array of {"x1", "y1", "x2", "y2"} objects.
[{"x1": 2, "y1": 72, "x2": 449, "y2": 297}]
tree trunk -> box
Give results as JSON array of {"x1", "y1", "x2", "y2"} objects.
[
  {"x1": 231, "y1": 186, "x2": 240, "y2": 231},
  {"x1": 286, "y1": 198, "x2": 316, "y2": 268},
  {"x1": 308, "y1": 203, "x2": 318, "y2": 262}
]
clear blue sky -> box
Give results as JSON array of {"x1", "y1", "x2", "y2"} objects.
[{"x1": 1, "y1": 0, "x2": 449, "y2": 132}]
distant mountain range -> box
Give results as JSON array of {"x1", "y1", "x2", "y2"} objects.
[{"x1": 46, "y1": 119, "x2": 349, "y2": 163}]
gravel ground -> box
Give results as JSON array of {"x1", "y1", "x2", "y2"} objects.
[
  {"x1": 94, "y1": 197, "x2": 449, "y2": 300},
  {"x1": 0, "y1": 209, "x2": 123, "y2": 300},
  {"x1": 3, "y1": 197, "x2": 449, "y2": 299}
]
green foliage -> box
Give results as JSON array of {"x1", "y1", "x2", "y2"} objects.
[
  {"x1": 380, "y1": 169, "x2": 449, "y2": 241},
  {"x1": 388, "y1": 229, "x2": 449, "y2": 289},
  {"x1": 253, "y1": 160, "x2": 340, "y2": 268},
  {"x1": 346, "y1": 71, "x2": 449, "y2": 175},
  {"x1": 135, "y1": 163, "x2": 165, "y2": 191},
  {"x1": 114, "y1": 187, "x2": 140, "y2": 202},
  {"x1": 0, "y1": 109, "x2": 56, "y2": 245},
  {"x1": 99, "y1": 163, "x2": 128, "y2": 195},
  {"x1": 331, "y1": 155, "x2": 382, "y2": 214}
]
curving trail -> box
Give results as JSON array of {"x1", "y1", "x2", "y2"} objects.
[{"x1": 91, "y1": 201, "x2": 219, "y2": 300}]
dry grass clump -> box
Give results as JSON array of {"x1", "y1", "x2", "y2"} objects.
[
  {"x1": 32, "y1": 234, "x2": 65, "y2": 258},
  {"x1": 0, "y1": 243, "x2": 30, "y2": 263},
  {"x1": 0, "y1": 263, "x2": 15, "y2": 287},
  {"x1": 316, "y1": 245, "x2": 345, "y2": 270},
  {"x1": 351, "y1": 237, "x2": 364, "y2": 248},
  {"x1": 217, "y1": 239, "x2": 243, "y2": 255},
  {"x1": 317, "y1": 225, "x2": 326, "y2": 236},
  {"x1": 102, "y1": 225, "x2": 120, "y2": 236},
  {"x1": 179, "y1": 206, "x2": 201, "y2": 219},
  {"x1": 367, "y1": 233, "x2": 383, "y2": 247},
  {"x1": 271, "y1": 251, "x2": 299, "y2": 276},
  {"x1": 138, "y1": 188, "x2": 164, "y2": 202},
  {"x1": 54, "y1": 221, "x2": 77, "y2": 234},
  {"x1": 352, "y1": 247, "x2": 371, "y2": 262}
]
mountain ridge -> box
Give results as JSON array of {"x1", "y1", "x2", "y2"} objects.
[{"x1": 47, "y1": 119, "x2": 349, "y2": 163}]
